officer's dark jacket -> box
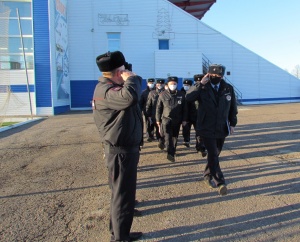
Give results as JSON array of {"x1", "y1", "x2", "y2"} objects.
[
  {"x1": 145, "y1": 88, "x2": 163, "y2": 120},
  {"x1": 181, "y1": 88, "x2": 199, "y2": 123},
  {"x1": 185, "y1": 79, "x2": 238, "y2": 138},
  {"x1": 139, "y1": 87, "x2": 152, "y2": 115},
  {"x1": 156, "y1": 89, "x2": 188, "y2": 125},
  {"x1": 93, "y1": 76, "x2": 143, "y2": 149}
]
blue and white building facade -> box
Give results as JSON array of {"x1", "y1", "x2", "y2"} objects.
[{"x1": 1, "y1": 0, "x2": 299, "y2": 116}]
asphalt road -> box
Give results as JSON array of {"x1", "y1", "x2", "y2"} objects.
[{"x1": 0, "y1": 103, "x2": 300, "y2": 242}]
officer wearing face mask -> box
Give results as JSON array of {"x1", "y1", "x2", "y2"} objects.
[
  {"x1": 145, "y1": 78, "x2": 166, "y2": 149},
  {"x1": 140, "y1": 78, "x2": 156, "y2": 142},
  {"x1": 180, "y1": 79, "x2": 199, "y2": 148},
  {"x1": 186, "y1": 64, "x2": 238, "y2": 196},
  {"x1": 156, "y1": 76, "x2": 188, "y2": 162}
]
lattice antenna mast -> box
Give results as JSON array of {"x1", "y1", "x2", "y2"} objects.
[
  {"x1": 155, "y1": 8, "x2": 172, "y2": 38},
  {"x1": 17, "y1": 8, "x2": 33, "y2": 118}
]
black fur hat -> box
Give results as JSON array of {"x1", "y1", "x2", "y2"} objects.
[
  {"x1": 208, "y1": 64, "x2": 226, "y2": 76},
  {"x1": 167, "y1": 76, "x2": 178, "y2": 83},
  {"x1": 96, "y1": 51, "x2": 125, "y2": 72},
  {"x1": 183, "y1": 79, "x2": 193, "y2": 85},
  {"x1": 194, "y1": 74, "x2": 205, "y2": 82},
  {"x1": 147, "y1": 78, "x2": 155, "y2": 83},
  {"x1": 156, "y1": 78, "x2": 165, "y2": 84}
]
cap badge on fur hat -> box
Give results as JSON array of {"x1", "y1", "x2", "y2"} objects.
[{"x1": 96, "y1": 51, "x2": 126, "y2": 72}]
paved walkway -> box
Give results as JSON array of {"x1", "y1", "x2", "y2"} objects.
[{"x1": 0, "y1": 103, "x2": 300, "y2": 241}]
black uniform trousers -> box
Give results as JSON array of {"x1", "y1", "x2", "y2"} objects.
[
  {"x1": 202, "y1": 137, "x2": 226, "y2": 187},
  {"x1": 153, "y1": 119, "x2": 164, "y2": 142},
  {"x1": 144, "y1": 114, "x2": 154, "y2": 139},
  {"x1": 182, "y1": 121, "x2": 195, "y2": 143},
  {"x1": 182, "y1": 122, "x2": 206, "y2": 152},
  {"x1": 163, "y1": 120, "x2": 181, "y2": 156},
  {"x1": 106, "y1": 151, "x2": 139, "y2": 241}
]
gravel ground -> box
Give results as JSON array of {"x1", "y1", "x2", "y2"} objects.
[{"x1": 0, "y1": 103, "x2": 300, "y2": 242}]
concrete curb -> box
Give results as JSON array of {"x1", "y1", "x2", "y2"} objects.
[{"x1": 0, "y1": 117, "x2": 45, "y2": 133}]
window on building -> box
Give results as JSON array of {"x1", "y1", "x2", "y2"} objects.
[
  {"x1": 0, "y1": 0, "x2": 33, "y2": 70},
  {"x1": 159, "y1": 39, "x2": 169, "y2": 50},
  {"x1": 107, "y1": 33, "x2": 120, "y2": 51}
]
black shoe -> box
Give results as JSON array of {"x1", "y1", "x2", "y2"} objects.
[
  {"x1": 203, "y1": 177, "x2": 214, "y2": 188},
  {"x1": 218, "y1": 184, "x2": 228, "y2": 196},
  {"x1": 201, "y1": 150, "x2": 207, "y2": 157},
  {"x1": 158, "y1": 142, "x2": 165, "y2": 150},
  {"x1": 167, "y1": 154, "x2": 175, "y2": 162},
  {"x1": 147, "y1": 137, "x2": 154, "y2": 142},
  {"x1": 129, "y1": 232, "x2": 143, "y2": 241},
  {"x1": 183, "y1": 142, "x2": 190, "y2": 148},
  {"x1": 133, "y1": 209, "x2": 142, "y2": 217},
  {"x1": 110, "y1": 232, "x2": 143, "y2": 242}
]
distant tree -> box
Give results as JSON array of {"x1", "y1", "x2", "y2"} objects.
[{"x1": 291, "y1": 65, "x2": 300, "y2": 79}]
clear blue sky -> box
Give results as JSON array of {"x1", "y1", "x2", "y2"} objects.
[{"x1": 202, "y1": 0, "x2": 300, "y2": 73}]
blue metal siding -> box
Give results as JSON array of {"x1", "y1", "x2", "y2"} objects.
[
  {"x1": 0, "y1": 85, "x2": 35, "y2": 93},
  {"x1": 54, "y1": 105, "x2": 70, "y2": 114},
  {"x1": 32, "y1": 0, "x2": 52, "y2": 107},
  {"x1": 70, "y1": 80, "x2": 98, "y2": 108},
  {"x1": 70, "y1": 79, "x2": 188, "y2": 109}
]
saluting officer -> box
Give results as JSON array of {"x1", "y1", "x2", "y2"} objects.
[
  {"x1": 156, "y1": 76, "x2": 188, "y2": 162},
  {"x1": 186, "y1": 64, "x2": 238, "y2": 196},
  {"x1": 140, "y1": 78, "x2": 156, "y2": 142},
  {"x1": 93, "y1": 51, "x2": 143, "y2": 241}
]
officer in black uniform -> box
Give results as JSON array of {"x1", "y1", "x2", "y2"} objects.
[
  {"x1": 186, "y1": 64, "x2": 238, "y2": 196},
  {"x1": 93, "y1": 51, "x2": 143, "y2": 241},
  {"x1": 139, "y1": 78, "x2": 156, "y2": 142},
  {"x1": 145, "y1": 78, "x2": 166, "y2": 149},
  {"x1": 156, "y1": 76, "x2": 188, "y2": 162},
  {"x1": 180, "y1": 79, "x2": 194, "y2": 147},
  {"x1": 193, "y1": 74, "x2": 207, "y2": 157}
]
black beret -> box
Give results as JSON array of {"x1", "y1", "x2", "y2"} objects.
[
  {"x1": 183, "y1": 79, "x2": 193, "y2": 85},
  {"x1": 156, "y1": 78, "x2": 165, "y2": 84},
  {"x1": 208, "y1": 64, "x2": 226, "y2": 76},
  {"x1": 96, "y1": 51, "x2": 125, "y2": 72},
  {"x1": 147, "y1": 78, "x2": 155, "y2": 83},
  {"x1": 194, "y1": 74, "x2": 205, "y2": 82},
  {"x1": 167, "y1": 76, "x2": 178, "y2": 83}
]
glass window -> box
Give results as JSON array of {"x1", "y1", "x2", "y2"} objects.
[
  {"x1": 0, "y1": 1, "x2": 33, "y2": 69},
  {"x1": 0, "y1": 1, "x2": 32, "y2": 18},
  {"x1": 107, "y1": 33, "x2": 120, "y2": 51},
  {"x1": 8, "y1": 19, "x2": 32, "y2": 35},
  {"x1": 159, "y1": 39, "x2": 169, "y2": 50},
  {"x1": 2, "y1": 37, "x2": 33, "y2": 53}
]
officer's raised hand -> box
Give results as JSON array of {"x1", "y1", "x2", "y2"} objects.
[{"x1": 200, "y1": 73, "x2": 210, "y2": 85}]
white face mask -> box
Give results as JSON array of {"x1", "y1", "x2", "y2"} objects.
[
  {"x1": 148, "y1": 83, "x2": 155, "y2": 89},
  {"x1": 157, "y1": 85, "x2": 163, "y2": 90},
  {"x1": 168, "y1": 84, "x2": 177, "y2": 91},
  {"x1": 183, "y1": 85, "x2": 190, "y2": 91}
]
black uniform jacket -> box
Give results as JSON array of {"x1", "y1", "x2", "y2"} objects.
[
  {"x1": 139, "y1": 87, "x2": 153, "y2": 115},
  {"x1": 145, "y1": 88, "x2": 163, "y2": 120},
  {"x1": 181, "y1": 88, "x2": 199, "y2": 123},
  {"x1": 93, "y1": 76, "x2": 143, "y2": 149},
  {"x1": 156, "y1": 89, "x2": 188, "y2": 125},
  {"x1": 185, "y1": 79, "x2": 238, "y2": 138}
]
